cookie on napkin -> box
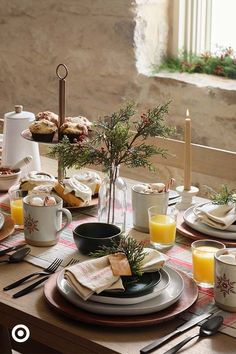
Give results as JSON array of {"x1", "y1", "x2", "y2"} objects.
[
  {"x1": 108, "y1": 253, "x2": 132, "y2": 276},
  {"x1": 194, "y1": 203, "x2": 236, "y2": 230}
]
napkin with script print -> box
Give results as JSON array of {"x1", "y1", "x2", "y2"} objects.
[
  {"x1": 64, "y1": 248, "x2": 167, "y2": 301},
  {"x1": 194, "y1": 203, "x2": 236, "y2": 230}
]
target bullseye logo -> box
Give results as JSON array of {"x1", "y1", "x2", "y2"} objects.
[{"x1": 11, "y1": 324, "x2": 30, "y2": 343}]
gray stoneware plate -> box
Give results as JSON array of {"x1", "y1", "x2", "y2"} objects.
[
  {"x1": 184, "y1": 205, "x2": 236, "y2": 240},
  {"x1": 193, "y1": 202, "x2": 236, "y2": 232},
  {"x1": 56, "y1": 266, "x2": 183, "y2": 315},
  {"x1": 57, "y1": 268, "x2": 169, "y2": 306}
]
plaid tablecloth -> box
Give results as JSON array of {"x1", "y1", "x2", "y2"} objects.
[{"x1": 1, "y1": 193, "x2": 236, "y2": 338}]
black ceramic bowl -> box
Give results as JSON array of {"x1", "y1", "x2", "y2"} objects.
[{"x1": 73, "y1": 222, "x2": 121, "y2": 255}]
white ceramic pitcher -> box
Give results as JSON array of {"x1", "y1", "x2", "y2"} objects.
[{"x1": 2, "y1": 105, "x2": 41, "y2": 174}]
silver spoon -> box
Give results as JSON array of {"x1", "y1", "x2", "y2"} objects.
[
  {"x1": 163, "y1": 315, "x2": 224, "y2": 354},
  {"x1": 0, "y1": 247, "x2": 31, "y2": 264}
]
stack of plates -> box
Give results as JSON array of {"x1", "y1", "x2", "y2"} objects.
[
  {"x1": 183, "y1": 202, "x2": 236, "y2": 240},
  {"x1": 168, "y1": 190, "x2": 181, "y2": 205},
  {"x1": 0, "y1": 212, "x2": 5, "y2": 230},
  {"x1": 56, "y1": 266, "x2": 184, "y2": 316}
]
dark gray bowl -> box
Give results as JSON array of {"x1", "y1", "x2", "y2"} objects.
[{"x1": 73, "y1": 222, "x2": 121, "y2": 255}]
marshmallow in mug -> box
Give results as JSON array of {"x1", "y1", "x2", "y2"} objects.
[
  {"x1": 28, "y1": 195, "x2": 57, "y2": 206},
  {"x1": 218, "y1": 251, "x2": 236, "y2": 265},
  {"x1": 132, "y1": 183, "x2": 169, "y2": 233},
  {"x1": 133, "y1": 183, "x2": 166, "y2": 194}
]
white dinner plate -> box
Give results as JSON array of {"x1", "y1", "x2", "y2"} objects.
[
  {"x1": 184, "y1": 205, "x2": 236, "y2": 240},
  {"x1": 169, "y1": 190, "x2": 179, "y2": 200},
  {"x1": 56, "y1": 266, "x2": 184, "y2": 316},
  {"x1": 0, "y1": 212, "x2": 5, "y2": 230},
  {"x1": 193, "y1": 202, "x2": 236, "y2": 232},
  {"x1": 57, "y1": 268, "x2": 170, "y2": 306}
]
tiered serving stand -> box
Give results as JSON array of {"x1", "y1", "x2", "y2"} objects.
[
  {"x1": 21, "y1": 63, "x2": 69, "y2": 182},
  {"x1": 20, "y1": 64, "x2": 99, "y2": 208}
]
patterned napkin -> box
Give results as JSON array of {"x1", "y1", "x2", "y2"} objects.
[
  {"x1": 194, "y1": 203, "x2": 236, "y2": 230},
  {"x1": 64, "y1": 248, "x2": 167, "y2": 301}
]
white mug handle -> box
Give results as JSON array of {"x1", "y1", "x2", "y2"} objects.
[{"x1": 56, "y1": 208, "x2": 72, "y2": 233}]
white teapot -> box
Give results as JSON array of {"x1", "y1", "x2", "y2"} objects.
[{"x1": 2, "y1": 105, "x2": 41, "y2": 175}]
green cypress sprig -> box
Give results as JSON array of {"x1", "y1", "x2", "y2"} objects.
[
  {"x1": 206, "y1": 185, "x2": 236, "y2": 205},
  {"x1": 90, "y1": 235, "x2": 146, "y2": 276},
  {"x1": 153, "y1": 47, "x2": 236, "y2": 79}
]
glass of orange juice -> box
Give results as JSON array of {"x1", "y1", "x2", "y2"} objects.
[
  {"x1": 191, "y1": 239, "x2": 225, "y2": 288},
  {"x1": 148, "y1": 206, "x2": 177, "y2": 250},
  {"x1": 9, "y1": 189, "x2": 24, "y2": 229}
]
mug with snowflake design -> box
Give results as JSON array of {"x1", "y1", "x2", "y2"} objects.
[
  {"x1": 23, "y1": 194, "x2": 72, "y2": 246},
  {"x1": 214, "y1": 248, "x2": 236, "y2": 312}
]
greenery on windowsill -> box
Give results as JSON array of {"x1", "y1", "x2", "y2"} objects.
[{"x1": 152, "y1": 48, "x2": 236, "y2": 80}]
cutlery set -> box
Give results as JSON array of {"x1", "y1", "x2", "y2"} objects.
[
  {"x1": 0, "y1": 246, "x2": 79, "y2": 298},
  {"x1": 0, "y1": 247, "x2": 30, "y2": 263},
  {"x1": 162, "y1": 315, "x2": 224, "y2": 354},
  {"x1": 0, "y1": 243, "x2": 27, "y2": 256},
  {"x1": 140, "y1": 314, "x2": 224, "y2": 354}
]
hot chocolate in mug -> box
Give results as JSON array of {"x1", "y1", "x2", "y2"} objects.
[
  {"x1": 132, "y1": 183, "x2": 169, "y2": 233},
  {"x1": 23, "y1": 194, "x2": 72, "y2": 246}
]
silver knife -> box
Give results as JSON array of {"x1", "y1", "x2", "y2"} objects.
[
  {"x1": 140, "y1": 312, "x2": 212, "y2": 354},
  {"x1": 0, "y1": 244, "x2": 26, "y2": 257}
]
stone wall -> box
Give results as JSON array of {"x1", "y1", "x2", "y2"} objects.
[
  {"x1": 0, "y1": 0, "x2": 235, "y2": 191},
  {"x1": 0, "y1": 0, "x2": 137, "y2": 118}
]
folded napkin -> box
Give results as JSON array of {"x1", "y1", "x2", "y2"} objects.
[
  {"x1": 64, "y1": 248, "x2": 167, "y2": 301},
  {"x1": 194, "y1": 203, "x2": 236, "y2": 230}
]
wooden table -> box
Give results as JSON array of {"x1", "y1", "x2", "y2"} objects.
[
  {"x1": 0, "y1": 157, "x2": 236, "y2": 354},
  {"x1": 1, "y1": 259, "x2": 236, "y2": 354}
]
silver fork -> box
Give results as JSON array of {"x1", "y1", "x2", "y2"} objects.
[
  {"x1": 3, "y1": 258, "x2": 63, "y2": 291},
  {"x1": 12, "y1": 258, "x2": 80, "y2": 299}
]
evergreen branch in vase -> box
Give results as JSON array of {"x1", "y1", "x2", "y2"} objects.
[
  {"x1": 49, "y1": 101, "x2": 174, "y2": 172},
  {"x1": 49, "y1": 101, "x2": 174, "y2": 228}
]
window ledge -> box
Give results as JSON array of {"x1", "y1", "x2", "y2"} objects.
[{"x1": 152, "y1": 72, "x2": 236, "y2": 91}]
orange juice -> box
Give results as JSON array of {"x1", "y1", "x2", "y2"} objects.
[
  {"x1": 10, "y1": 198, "x2": 24, "y2": 226},
  {"x1": 192, "y1": 246, "x2": 218, "y2": 286},
  {"x1": 149, "y1": 214, "x2": 176, "y2": 245}
]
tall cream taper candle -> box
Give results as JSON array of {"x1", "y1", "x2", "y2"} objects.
[{"x1": 184, "y1": 109, "x2": 192, "y2": 190}]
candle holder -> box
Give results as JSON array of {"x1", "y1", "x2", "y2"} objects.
[{"x1": 175, "y1": 185, "x2": 199, "y2": 210}]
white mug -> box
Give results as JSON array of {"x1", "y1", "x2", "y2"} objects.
[
  {"x1": 131, "y1": 184, "x2": 169, "y2": 233},
  {"x1": 214, "y1": 248, "x2": 236, "y2": 312},
  {"x1": 23, "y1": 194, "x2": 72, "y2": 246}
]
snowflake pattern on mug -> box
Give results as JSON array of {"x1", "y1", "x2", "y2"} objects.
[
  {"x1": 24, "y1": 214, "x2": 39, "y2": 234},
  {"x1": 216, "y1": 273, "x2": 236, "y2": 297}
]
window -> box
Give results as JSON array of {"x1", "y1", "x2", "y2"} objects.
[
  {"x1": 135, "y1": 0, "x2": 236, "y2": 73},
  {"x1": 171, "y1": 0, "x2": 212, "y2": 57},
  {"x1": 172, "y1": 0, "x2": 236, "y2": 56},
  {"x1": 133, "y1": 0, "x2": 236, "y2": 185},
  {"x1": 211, "y1": 0, "x2": 236, "y2": 53}
]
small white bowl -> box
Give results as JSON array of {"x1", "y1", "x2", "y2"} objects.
[{"x1": 0, "y1": 167, "x2": 21, "y2": 192}]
